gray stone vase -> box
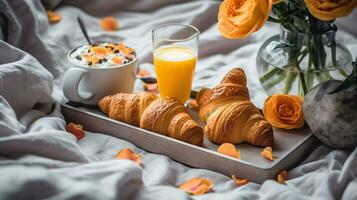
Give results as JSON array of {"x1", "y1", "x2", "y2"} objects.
[{"x1": 303, "y1": 80, "x2": 357, "y2": 149}]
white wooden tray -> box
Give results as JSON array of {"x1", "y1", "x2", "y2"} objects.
[{"x1": 61, "y1": 102, "x2": 319, "y2": 183}]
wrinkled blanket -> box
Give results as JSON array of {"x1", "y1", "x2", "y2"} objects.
[{"x1": 0, "y1": 0, "x2": 357, "y2": 199}]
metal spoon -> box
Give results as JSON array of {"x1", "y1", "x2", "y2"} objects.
[{"x1": 77, "y1": 16, "x2": 92, "y2": 45}]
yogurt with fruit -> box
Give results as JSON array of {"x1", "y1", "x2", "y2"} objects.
[{"x1": 69, "y1": 42, "x2": 136, "y2": 68}]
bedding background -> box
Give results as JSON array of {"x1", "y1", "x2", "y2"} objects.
[{"x1": 0, "y1": 0, "x2": 356, "y2": 199}]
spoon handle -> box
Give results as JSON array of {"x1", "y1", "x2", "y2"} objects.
[{"x1": 77, "y1": 16, "x2": 92, "y2": 45}]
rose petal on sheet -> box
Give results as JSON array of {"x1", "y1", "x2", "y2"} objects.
[
  {"x1": 217, "y1": 143, "x2": 240, "y2": 159},
  {"x1": 47, "y1": 11, "x2": 61, "y2": 24},
  {"x1": 137, "y1": 69, "x2": 151, "y2": 77},
  {"x1": 144, "y1": 83, "x2": 158, "y2": 92},
  {"x1": 277, "y1": 170, "x2": 288, "y2": 184},
  {"x1": 231, "y1": 175, "x2": 248, "y2": 186},
  {"x1": 261, "y1": 146, "x2": 274, "y2": 161},
  {"x1": 65, "y1": 123, "x2": 85, "y2": 140},
  {"x1": 179, "y1": 177, "x2": 213, "y2": 195},
  {"x1": 115, "y1": 148, "x2": 141, "y2": 165},
  {"x1": 100, "y1": 16, "x2": 119, "y2": 31},
  {"x1": 188, "y1": 99, "x2": 199, "y2": 111}
]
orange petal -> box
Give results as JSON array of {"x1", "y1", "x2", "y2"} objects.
[
  {"x1": 137, "y1": 69, "x2": 151, "y2": 77},
  {"x1": 65, "y1": 123, "x2": 85, "y2": 140},
  {"x1": 111, "y1": 56, "x2": 124, "y2": 65},
  {"x1": 277, "y1": 170, "x2": 288, "y2": 184},
  {"x1": 47, "y1": 11, "x2": 61, "y2": 24},
  {"x1": 179, "y1": 177, "x2": 213, "y2": 195},
  {"x1": 217, "y1": 143, "x2": 240, "y2": 159},
  {"x1": 260, "y1": 146, "x2": 274, "y2": 161},
  {"x1": 144, "y1": 83, "x2": 158, "y2": 92},
  {"x1": 188, "y1": 99, "x2": 199, "y2": 112},
  {"x1": 115, "y1": 148, "x2": 141, "y2": 165},
  {"x1": 100, "y1": 17, "x2": 119, "y2": 31},
  {"x1": 231, "y1": 175, "x2": 248, "y2": 186},
  {"x1": 118, "y1": 42, "x2": 134, "y2": 56}
]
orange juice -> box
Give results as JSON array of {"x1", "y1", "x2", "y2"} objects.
[{"x1": 153, "y1": 45, "x2": 197, "y2": 103}]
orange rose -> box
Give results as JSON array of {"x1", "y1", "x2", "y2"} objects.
[
  {"x1": 218, "y1": 0, "x2": 273, "y2": 39},
  {"x1": 263, "y1": 94, "x2": 304, "y2": 129},
  {"x1": 305, "y1": 0, "x2": 357, "y2": 21}
]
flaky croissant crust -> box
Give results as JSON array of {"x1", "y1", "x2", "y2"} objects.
[
  {"x1": 99, "y1": 93, "x2": 203, "y2": 146},
  {"x1": 99, "y1": 92, "x2": 158, "y2": 126},
  {"x1": 206, "y1": 101, "x2": 273, "y2": 146},
  {"x1": 197, "y1": 67, "x2": 274, "y2": 147},
  {"x1": 141, "y1": 97, "x2": 203, "y2": 146}
]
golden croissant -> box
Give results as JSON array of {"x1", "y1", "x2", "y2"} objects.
[
  {"x1": 98, "y1": 92, "x2": 203, "y2": 146},
  {"x1": 197, "y1": 68, "x2": 274, "y2": 146}
]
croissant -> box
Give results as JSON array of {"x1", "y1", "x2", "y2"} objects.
[
  {"x1": 99, "y1": 92, "x2": 203, "y2": 146},
  {"x1": 99, "y1": 92, "x2": 158, "y2": 126},
  {"x1": 197, "y1": 68, "x2": 274, "y2": 147}
]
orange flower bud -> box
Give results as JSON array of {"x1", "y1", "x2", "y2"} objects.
[
  {"x1": 218, "y1": 0, "x2": 273, "y2": 39},
  {"x1": 305, "y1": 0, "x2": 357, "y2": 21}
]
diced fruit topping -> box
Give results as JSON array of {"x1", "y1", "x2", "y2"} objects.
[
  {"x1": 91, "y1": 46, "x2": 108, "y2": 56},
  {"x1": 82, "y1": 54, "x2": 99, "y2": 65},
  {"x1": 111, "y1": 56, "x2": 124, "y2": 64},
  {"x1": 118, "y1": 42, "x2": 134, "y2": 56},
  {"x1": 72, "y1": 42, "x2": 135, "y2": 67}
]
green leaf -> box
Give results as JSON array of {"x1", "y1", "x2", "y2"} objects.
[
  {"x1": 268, "y1": 16, "x2": 280, "y2": 23},
  {"x1": 329, "y1": 58, "x2": 357, "y2": 94},
  {"x1": 329, "y1": 80, "x2": 357, "y2": 94}
]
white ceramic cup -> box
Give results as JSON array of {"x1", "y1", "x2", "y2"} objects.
[{"x1": 63, "y1": 45, "x2": 138, "y2": 105}]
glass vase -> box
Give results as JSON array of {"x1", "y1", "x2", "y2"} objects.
[{"x1": 256, "y1": 26, "x2": 352, "y2": 96}]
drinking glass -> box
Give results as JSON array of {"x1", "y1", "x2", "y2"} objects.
[{"x1": 152, "y1": 24, "x2": 199, "y2": 103}]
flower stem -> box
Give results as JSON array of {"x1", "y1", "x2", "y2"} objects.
[
  {"x1": 295, "y1": 63, "x2": 308, "y2": 95},
  {"x1": 263, "y1": 72, "x2": 287, "y2": 89},
  {"x1": 284, "y1": 71, "x2": 297, "y2": 94},
  {"x1": 259, "y1": 68, "x2": 282, "y2": 83},
  {"x1": 306, "y1": 54, "x2": 315, "y2": 90},
  {"x1": 338, "y1": 68, "x2": 349, "y2": 78}
]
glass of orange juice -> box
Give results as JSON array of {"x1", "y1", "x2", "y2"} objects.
[{"x1": 152, "y1": 24, "x2": 199, "y2": 103}]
